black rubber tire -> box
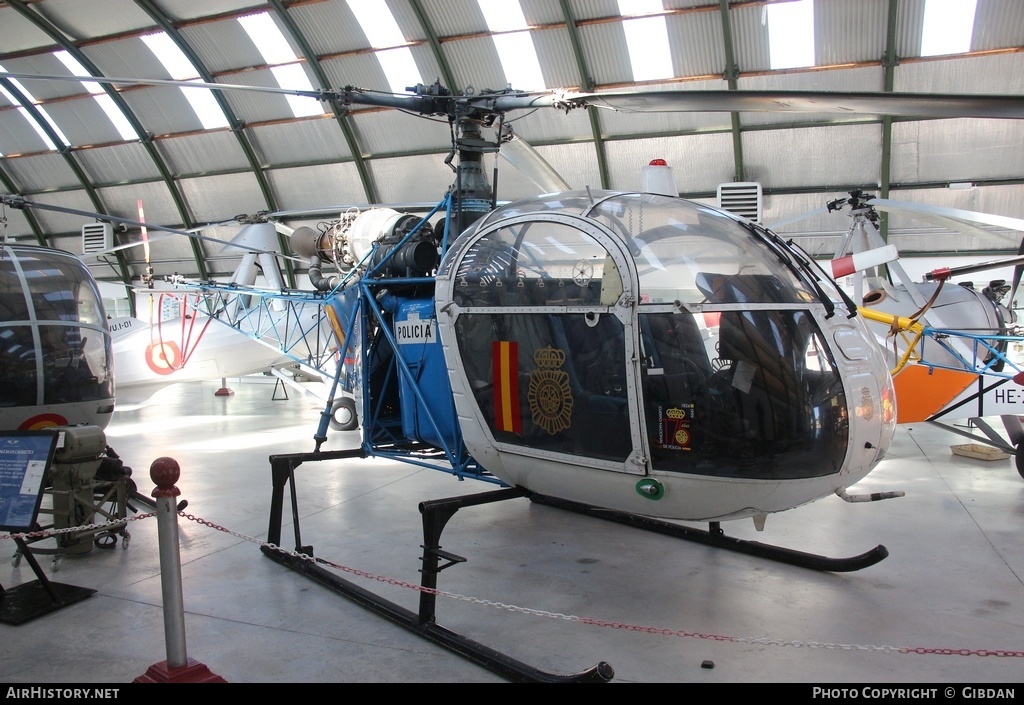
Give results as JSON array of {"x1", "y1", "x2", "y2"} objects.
[{"x1": 330, "y1": 397, "x2": 358, "y2": 432}]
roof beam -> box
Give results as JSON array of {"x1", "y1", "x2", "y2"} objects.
[
  {"x1": 878, "y1": 0, "x2": 901, "y2": 244},
  {"x1": 559, "y1": 0, "x2": 610, "y2": 190},
  {"x1": 719, "y1": 0, "x2": 746, "y2": 184}
]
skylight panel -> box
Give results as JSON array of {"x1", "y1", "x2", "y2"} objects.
[
  {"x1": 766, "y1": 0, "x2": 815, "y2": 70},
  {"x1": 54, "y1": 51, "x2": 139, "y2": 141},
  {"x1": 346, "y1": 0, "x2": 421, "y2": 94},
  {"x1": 238, "y1": 12, "x2": 324, "y2": 118},
  {"x1": 141, "y1": 32, "x2": 230, "y2": 130},
  {"x1": 0, "y1": 63, "x2": 67, "y2": 151},
  {"x1": 921, "y1": 0, "x2": 977, "y2": 56},
  {"x1": 478, "y1": 0, "x2": 546, "y2": 90},
  {"x1": 617, "y1": 0, "x2": 673, "y2": 82}
]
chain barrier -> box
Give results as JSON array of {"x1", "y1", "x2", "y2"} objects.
[
  {"x1": 1, "y1": 511, "x2": 156, "y2": 543},
  {"x1": 7, "y1": 509, "x2": 1022, "y2": 659}
]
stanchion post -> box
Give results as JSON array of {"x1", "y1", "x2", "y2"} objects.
[{"x1": 134, "y1": 457, "x2": 226, "y2": 684}]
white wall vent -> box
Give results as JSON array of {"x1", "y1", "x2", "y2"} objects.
[
  {"x1": 82, "y1": 222, "x2": 114, "y2": 254},
  {"x1": 717, "y1": 182, "x2": 763, "y2": 223}
]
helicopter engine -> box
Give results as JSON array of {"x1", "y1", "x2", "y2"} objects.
[
  {"x1": 292, "y1": 207, "x2": 441, "y2": 285},
  {"x1": 862, "y1": 276, "x2": 1013, "y2": 373}
]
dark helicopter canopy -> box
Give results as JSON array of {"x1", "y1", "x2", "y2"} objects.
[{"x1": 0, "y1": 244, "x2": 114, "y2": 431}]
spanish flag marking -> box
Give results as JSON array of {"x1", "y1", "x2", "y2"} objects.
[{"x1": 493, "y1": 341, "x2": 521, "y2": 433}]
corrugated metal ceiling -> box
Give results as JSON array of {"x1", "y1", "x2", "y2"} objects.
[{"x1": 0, "y1": 0, "x2": 1023, "y2": 294}]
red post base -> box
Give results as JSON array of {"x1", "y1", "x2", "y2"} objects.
[
  {"x1": 134, "y1": 657, "x2": 227, "y2": 683},
  {"x1": 214, "y1": 387, "x2": 234, "y2": 396}
]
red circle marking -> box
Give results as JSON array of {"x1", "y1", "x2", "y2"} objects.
[
  {"x1": 146, "y1": 341, "x2": 182, "y2": 375},
  {"x1": 19, "y1": 413, "x2": 68, "y2": 430}
]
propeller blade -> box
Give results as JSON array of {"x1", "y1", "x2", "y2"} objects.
[
  {"x1": 0, "y1": 195, "x2": 302, "y2": 262},
  {"x1": 7, "y1": 71, "x2": 1024, "y2": 121},
  {"x1": 924, "y1": 253, "x2": 1024, "y2": 281},
  {"x1": 79, "y1": 233, "x2": 177, "y2": 260},
  {"x1": 136, "y1": 199, "x2": 150, "y2": 264},
  {"x1": 0, "y1": 71, "x2": 323, "y2": 100},
  {"x1": 268, "y1": 203, "x2": 443, "y2": 218},
  {"x1": 765, "y1": 205, "x2": 830, "y2": 232},
  {"x1": 868, "y1": 198, "x2": 1024, "y2": 245},
  {"x1": 830, "y1": 244, "x2": 900, "y2": 278},
  {"x1": 503, "y1": 89, "x2": 1024, "y2": 120}
]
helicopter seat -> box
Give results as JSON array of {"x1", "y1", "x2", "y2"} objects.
[{"x1": 543, "y1": 313, "x2": 631, "y2": 460}]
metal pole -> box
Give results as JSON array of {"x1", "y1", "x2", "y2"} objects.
[{"x1": 150, "y1": 457, "x2": 187, "y2": 669}]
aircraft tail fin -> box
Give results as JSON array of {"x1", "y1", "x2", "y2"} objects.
[{"x1": 107, "y1": 316, "x2": 147, "y2": 341}]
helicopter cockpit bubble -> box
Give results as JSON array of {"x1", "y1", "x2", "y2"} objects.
[
  {"x1": 435, "y1": 191, "x2": 896, "y2": 522},
  {"x1": 0, "y1": 244, "x2": 114, "y2": 431}
]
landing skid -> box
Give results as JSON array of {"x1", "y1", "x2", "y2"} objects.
[
  {"x1": 264, "y1": 450, "x2": 614, "y2": 683},
  {"x1": 528, "y1": 494, "x2": 889, "y2": 572}
]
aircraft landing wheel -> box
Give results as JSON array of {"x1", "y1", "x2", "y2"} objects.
[
  {"x1": 330, "y1": 397, "x2": 358, "y2": 432},
  {"x1": 1016, "y1": 445, "x2": 1024, "y2": 479}
]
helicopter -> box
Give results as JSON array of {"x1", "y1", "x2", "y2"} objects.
[
  {"x1": 5, "y1": 74, "x2": 1024, "y2": 681},
  {"x1": 0, "y1": 241, "x2": 115, "y2": 431},
  {"x1": 771, "y1": 190, "x2": 1024, "y2": 476},
  {"x1": 9, "y1": 74, "x2": 1024, "y2": 534}
]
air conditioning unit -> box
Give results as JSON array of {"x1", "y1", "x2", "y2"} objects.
[
  {"x1": 82, "y1": 222, "x2": 114, "y2": 254},
  {"x1": 717, "y1": 182, "x2": 763, "y2": 223}
]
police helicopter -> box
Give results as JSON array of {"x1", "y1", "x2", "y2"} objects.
[
  {"x1": 7, "y1": 74, "x2": 1024, "y2": 536},
  {"x1": 5, "y1": 74, "x2": 1024, "y2": 681}
]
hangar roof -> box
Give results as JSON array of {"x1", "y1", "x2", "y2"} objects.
[{"x1": 1, "y1": 0, "x2": 1023, "y2": 289}]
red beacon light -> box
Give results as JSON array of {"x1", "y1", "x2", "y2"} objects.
[{"x1": 642, "y1": 159, "x2": 677, "y2": 196}]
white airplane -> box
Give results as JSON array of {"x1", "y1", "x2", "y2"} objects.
[{"x1": 108, "y1": 221, "x2": 341, "y2": 405}]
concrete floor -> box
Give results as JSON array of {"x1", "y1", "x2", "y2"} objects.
[{"x1": 1, "y1": 376, "x2": 1022, "y2": 684}]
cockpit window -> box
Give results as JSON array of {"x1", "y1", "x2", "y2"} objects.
[
  {"x1": 640, "y1": 309, "x2": 848, "y2": 479},
  {"x1": 451, "y1": 219, "x2": 622, "y2": 308},
  {"x1": 585, "y1": 193, "x2": 813, "y2": 306},
  {"x1": 455, "y1": 311, "x2": 632, "y2": 463},
  {"x1": 0, "y1": 246, "x2": 112, "y2": 408}
]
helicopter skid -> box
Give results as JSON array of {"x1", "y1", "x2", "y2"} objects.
[
  {"x1": 264, "y1": 452, "x2": 614, "y2": 683},
  {"x1": 260, "y1": 547, "x2": 613, "y2": 683},
  {"x1": 527, "y1": 494, "x2": 889, "y2": 572}
]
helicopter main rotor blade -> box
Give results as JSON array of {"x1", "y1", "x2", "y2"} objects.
[
  {"x1": 765, "y1": 205, "x2": 831, "y2": 232},
  {"x1": 868, "y1": 198, "x2": 1024, "y2": 245},
  {"x1": 79, "y1": 233, "x2": 177, "y2": 260},
  {"x1": 505, "y1": 89, "x2": 1024, "y2": 120},
  {"x1": 7, "y1": 71, "x2": 1024, "y2": 121},
  {"x1": 0, "y1": 196, "x2": 304, "y2": 263},
  {"x1": 0, "y1": 71, "x2": 324, "y2": 100}
]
